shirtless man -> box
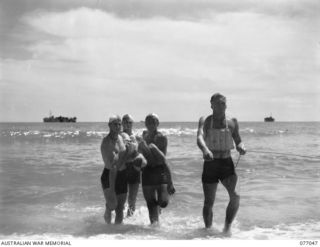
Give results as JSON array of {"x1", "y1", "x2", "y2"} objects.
[
  {"x1": 197, "y1": 93, "x2": 246, "y2": 235},
  {"x1": 100, "y1": 115, "x2": 134, "y2": 224},
  {"x1": 138, "y1": 113, "x2": 175, "y2": 224},
  {"x1": 121, "y1": 114, "x2": 146, "y2": 217}
]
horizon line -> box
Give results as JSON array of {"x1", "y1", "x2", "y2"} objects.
[{"x1": 1, "y1": 120, "x2": 320, "y2": 123}]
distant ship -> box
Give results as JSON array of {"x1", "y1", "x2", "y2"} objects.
[
  {"x1": 264, "y1": 115, "x2": 275, "y2": 122},
  {"x1": 43, "y1": 112, "x2": 76, "y2": 123}
]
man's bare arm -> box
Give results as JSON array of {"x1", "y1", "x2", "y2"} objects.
[
  {"x1": 197, "y1": 117, "x2": 207, "y2": 152},
  {"x1": 101, "y1": 138, "x2": 130, "y2": 170},
  {"x1": 231, "y1": 118, "x2": 246, "y2": 155},
  {"x1": 101, "y1": 140, "x2": 113, "y2": 167},
  {"x1": 197, "y1": 117, "x2": 213, "y2": 160}
]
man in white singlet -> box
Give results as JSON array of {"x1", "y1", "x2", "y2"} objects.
[{"x1": 197, "y1": 93, "x2": 246, "y2": 236}]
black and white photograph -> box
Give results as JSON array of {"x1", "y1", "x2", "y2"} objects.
[{"x1": 0, "y1": 0, "x2": 319, "y2": 244}]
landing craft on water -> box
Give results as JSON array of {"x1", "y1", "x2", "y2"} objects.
[
  {"x1": 43, "y1": 113, "x2": 77, "y2": 123},
  {"x1": 264, "y1": 115, "x2": 275, "y2": 122}
]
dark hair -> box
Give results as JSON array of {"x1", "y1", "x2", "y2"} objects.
[{"x1": 210, "y1": 93, "x2": 226, "y2": 103}]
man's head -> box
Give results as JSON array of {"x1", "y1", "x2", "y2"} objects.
[
  {"x1": 210, "y1": 93, "x2": 227, "y2": 115},
  {"x1": 108, "y1": 115, "x2": 122, "y2": 134},
  {"x1": 122, "y1": 114, "x2": 134, "y2": 132},
  {"x1": 145, "y1": 113, "x2": 159, "y2": 132}
]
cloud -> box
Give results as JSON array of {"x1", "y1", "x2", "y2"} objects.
[
  {"x1": 94, "y1": 0, "x2": 320, "y2": 21},
  {"x1": 22, "y1": 7, "x2": 318, "y2": 78},
  {"x1": 1, "y1": 2, "x2": 320, "y2": 121},
  {"x1": 2, "y1": 0, "x2": 317, "y2": 23}
]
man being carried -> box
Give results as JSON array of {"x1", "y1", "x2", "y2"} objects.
[{"x1": 121, "y1": 114, "x2": 147, "y2": 217}]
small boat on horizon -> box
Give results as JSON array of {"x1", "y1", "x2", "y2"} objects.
[
  {"x1": 43, "y1": 111, "x2": 77, "y2": 123},
  {"x1": 264, "y1": 115, "x2": 275, "y2": 122}
]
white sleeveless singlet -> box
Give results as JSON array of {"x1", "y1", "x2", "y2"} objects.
[{"x1": 204, "y1": 116, "x2": 234, "y2": 152}]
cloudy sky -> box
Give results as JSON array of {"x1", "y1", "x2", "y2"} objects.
[{"x1": 1, "y1": 0, "x2": 319, "y2": 122}]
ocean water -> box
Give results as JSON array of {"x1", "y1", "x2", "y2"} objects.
[{"x1": 0, "y1": 122, "x2": 319, "y2": 240}]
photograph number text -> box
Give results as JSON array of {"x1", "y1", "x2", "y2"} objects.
[{"x1": 300, "y1": 241, "x2": 318, "y2": 246}]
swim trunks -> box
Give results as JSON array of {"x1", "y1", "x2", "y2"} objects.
[
  {"x1": 142, "y1": 164, "x2": 168, "y2": 186},
  {"x1": 101, "y1": 168, "x2": 128, "y2": 195},
  {"x1": 202, "y1": 157, "x2": 236, "y2": 183}
]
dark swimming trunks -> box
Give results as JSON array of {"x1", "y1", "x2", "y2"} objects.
[
  {"x1": 126, "y1": 159, "x2": 141, "y2": 184},
  {"x1": 202, "y1": 157, "x2": 236, "y2": 183},
  {"x1": 142, "y1": 164, "x2": 168, "y2": 186},
  {"x1": 101, "y1": 168, "x2": 128, "y2": 195}
]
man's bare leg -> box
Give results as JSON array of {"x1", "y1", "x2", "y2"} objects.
[
  {"x1": 221, "y1": 174, "x2": 240, "y2": 236},
  {"x1": 127, "y1": 183, "x2": 139, "y2": 217},
  {"x1": 115, "y1": 193, "x2": 127, "y2": 224},
  {"x1": 103, "y1": 189, "x2": 112, "y2": 224},
  {"x1": 202, "y1": 183, "x2": 218, "y2": 228}
]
